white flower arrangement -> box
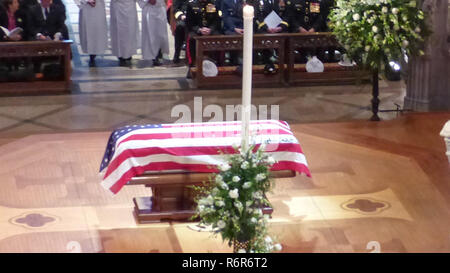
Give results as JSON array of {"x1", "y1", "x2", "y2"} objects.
[
  {"x1": 193, "y1": 145, "x2": 282, "y2": 253},
  {"x1": 330, "y1": 0, "x2": 430, "y2": 72}
]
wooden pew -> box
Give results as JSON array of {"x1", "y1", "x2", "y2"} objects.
[
  {"x1": 0, "y1": 40, "x2": 72, "y2": 95},
  {"x1": 190, "y1": 33, "x2": 370, "y2": 89},
  {"x1": 285, "y1": 33, "x2": 370, "y2": 85},
  {"x1": 128, "y1": 170, "x2": 296, "y2": 223},
  {"x1": 192, "y1": 34, "x2": 287, "y2": 89}
]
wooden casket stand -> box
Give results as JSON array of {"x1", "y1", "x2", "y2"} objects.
[{"x1": 128, "y1": 170, "x2": 296, "y2": 223}]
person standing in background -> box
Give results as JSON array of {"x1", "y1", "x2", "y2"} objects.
[
  {"x1": 76, "y1": 0, "x2": 108, "y2": 67},
  {"x1": 110, "y1": 0, "x2": 140, "y2": 67},
  {"x1": 172, "y1": 0, "x2": 187, "y2": 64},
  {"x1": 139, "y1": 0, "x2": 169, "y2": 66}
]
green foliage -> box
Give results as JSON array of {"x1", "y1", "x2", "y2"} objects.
[
  {"x1": 192, "y1": 145, "x2": 282, "y2": 253},
  {"x1": 329, "y1": 0, "x2": 431, "y2": 72}
]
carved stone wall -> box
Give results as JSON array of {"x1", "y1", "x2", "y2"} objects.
[{"x1": 404, "y1": 0, "x2": 450, "y2": 111}]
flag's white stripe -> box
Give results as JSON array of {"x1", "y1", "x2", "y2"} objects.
[
  {"x1": 101, "y1": 151, "x2": 307, "y2": 190},
  {"x1": 113, "y1": 121, "x2": 291, "y2": 147},
  {"x1": 109, "y1": 134, "x2": 300, "y2": 166},
  {"x1": 165, "y1": 120, "x2": 291, "y2": 130}
]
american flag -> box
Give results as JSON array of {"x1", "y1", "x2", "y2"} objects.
[{"x1": 100, "y1": 120, "x2": 311, "y2": 194}]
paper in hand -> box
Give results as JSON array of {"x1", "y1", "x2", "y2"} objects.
[
  {"x1": 0, "y1": 26, "x2": 23, "y2": 37},
  {"x1": 264, "y1": 11, "x2": 282, "y2": 29}
]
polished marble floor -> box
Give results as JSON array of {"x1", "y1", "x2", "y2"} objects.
[{"x1": 0, "y1": 1, "x2": 449, "y2": 253}]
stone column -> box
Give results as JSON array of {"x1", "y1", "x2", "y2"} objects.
[{"x1": 404, "y1": 0, "x2": 450, "y2": 111}]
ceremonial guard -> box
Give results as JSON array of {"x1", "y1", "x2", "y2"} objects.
[
  {"x1": 75, "y1": 0, "x2": 108, "y2": 67},
  {"x1": 284, "y1": 0, "x2": 325, "y2": 33},
  {"x1": 172, "y1": 0, "x2": 187, "y2": 64},
  {"x1": 253, "y1": 0, "x2": 289, "y2": 73},
  {"x1": 185, "y1": 0, "x2": 222, "y2": 65}
]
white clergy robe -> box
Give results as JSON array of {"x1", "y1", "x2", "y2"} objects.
[
  {"x1": 109, "y1": 0, "x2": 140, "y2": 59},
  {"x1": 138, "y1": 0, "x2": 169, "y2": 60},
  {"x1": 76, "y1": 0, "x2": 108, "y2": 55}
]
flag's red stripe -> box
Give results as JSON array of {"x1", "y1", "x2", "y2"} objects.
[
  {"x1": 103, "y1": 142, "x2": 304, "y2": 179},
  {"x1": 117, "y1": 128, "x2": 293, "y2": 148},
  {"x1": 108, "y1": 160, "x2": 309, "y2": 194}
]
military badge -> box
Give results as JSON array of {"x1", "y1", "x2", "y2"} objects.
[
  {"x1": 310, "y1": 2, "x2": 320, "y2": 13},
  {"x1": 206, "y1": 3, "x2": 216, "y2": 13}
]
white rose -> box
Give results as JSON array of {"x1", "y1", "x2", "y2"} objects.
[
  {"x1": 265, "y1": 236, "x2": 273, "y2": 243},
  {"x1": 274, "y1": 244, "x2": 282, "y2": 251},
  {"x1": 205, "y1": 195, "x2": 214, "y2": 205},
  {"x1": 392, "y1": 8, "x2": 399, "y2": 15},
  {"x1": 352, "y1": 13, "x2": 360, "y2": 21},
  {"x1": 253, "y1": 191, "x2": 263, "y2": 199},
  {"x1": 234, "y1": 201, "x2": 243, "y2": 209},
  {"x1": 220, "y1": 182, "x2": 229, "y2": 190},
  {"x1": 212, "y1": 187, "x2": 219, "y2": 196},
  {"x1": 232, "y1": 176, "x2": 241, "y2": 183},
  {"x1": 243, "y1": 182, "x2": 252, "y2": 189},
  {"x1": 219, "y1": 164, "x2": 230, "y2": 172},
  {"x1": 251, "y1": 217, "x2": 257, "y2": 223},
  {"x1": 372, "y1": 26, "x2": 378, "y2": 33},
  {"x1": 215, "y1": 200, "x2": 225, "y2": 207},
  {"x1": 240, "y1": 161, "x2": 250, "y2": 170},
  {"x1": 229, "y1": 189, "x2": 239, "y2": 199},
  {"x1": 382, "y1": 6, "x2": 388, "y2": 13},
  {"x1": 246, "y1": 201, "x2": 253, "y2": 207},
  {"x1": 365, "y1": 45, "x2": 371, "y2": 52},
  {"x1": 402, "y1": 40, "x2": 409, "y2": 48},
  {"x1": 215, "y1": 174, "x2": 223, "y2": 183},
  {"x1": 255, "y1": 173, "x2": 266, "y2": 182},
  {"x1": 217, "y1": 220, "x2": 226, "y2": 229},
  {"x1": 415, "y1": 27, "x2": 421, "y2": 33},
  {"x1": 246, "y1": 207, "x2": 253, "y2": 213}
]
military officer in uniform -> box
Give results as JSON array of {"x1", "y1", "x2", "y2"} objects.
[
  {"x1": 285, "y1": 0, "x2": 326, "y2": 62},
  {"x1": 285, "y1": 0, "x2": 325, "y2": 33},
  {"x1": 185, "y1": 0, "x2": 222, "y2": 65},
  {"x1": 254, "y1": 0, "x2": 289, "y2": 73},
  {"x1": 173, "y1": 0, "x2": 187, "y2": 64}
]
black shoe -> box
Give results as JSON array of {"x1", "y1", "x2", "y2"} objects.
[
  {"x1": 119, "y1": 58, "x2": 126, "y2": 67},
  {"x1": 153, "y1": 59, "x2": 162, "y2": 66},
  {"x1": 186, "y1": 68, "x2": 192, "y2": 79},
  {"x1": 88, "y1": 60, "x2": 96, "y2": 67},
  {"x1": 264, "y1": 63, "x2": 276, "y2": 74}
]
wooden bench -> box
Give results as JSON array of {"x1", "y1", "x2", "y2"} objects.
[
  {"x1": 128, "y1": 170, "x2": 296, "y2": 223},
  {"x1": 0, "y1": 40, "x2": 72, "y2": 95},
  {"x1": 190, "y1": 33, "x2": 370, "y2": 89}
]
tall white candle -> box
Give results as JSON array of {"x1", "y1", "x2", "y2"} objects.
[{"x1": 241, "y1": 5, "x2": 254, "y2": 150}]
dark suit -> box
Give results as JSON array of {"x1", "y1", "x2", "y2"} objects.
[
  {"x1": 27, "y1": 3, "x2": 68, "y2": 40},
  {"x1": 0, "y1": 7, "x2": 29, "y2": 41}
]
